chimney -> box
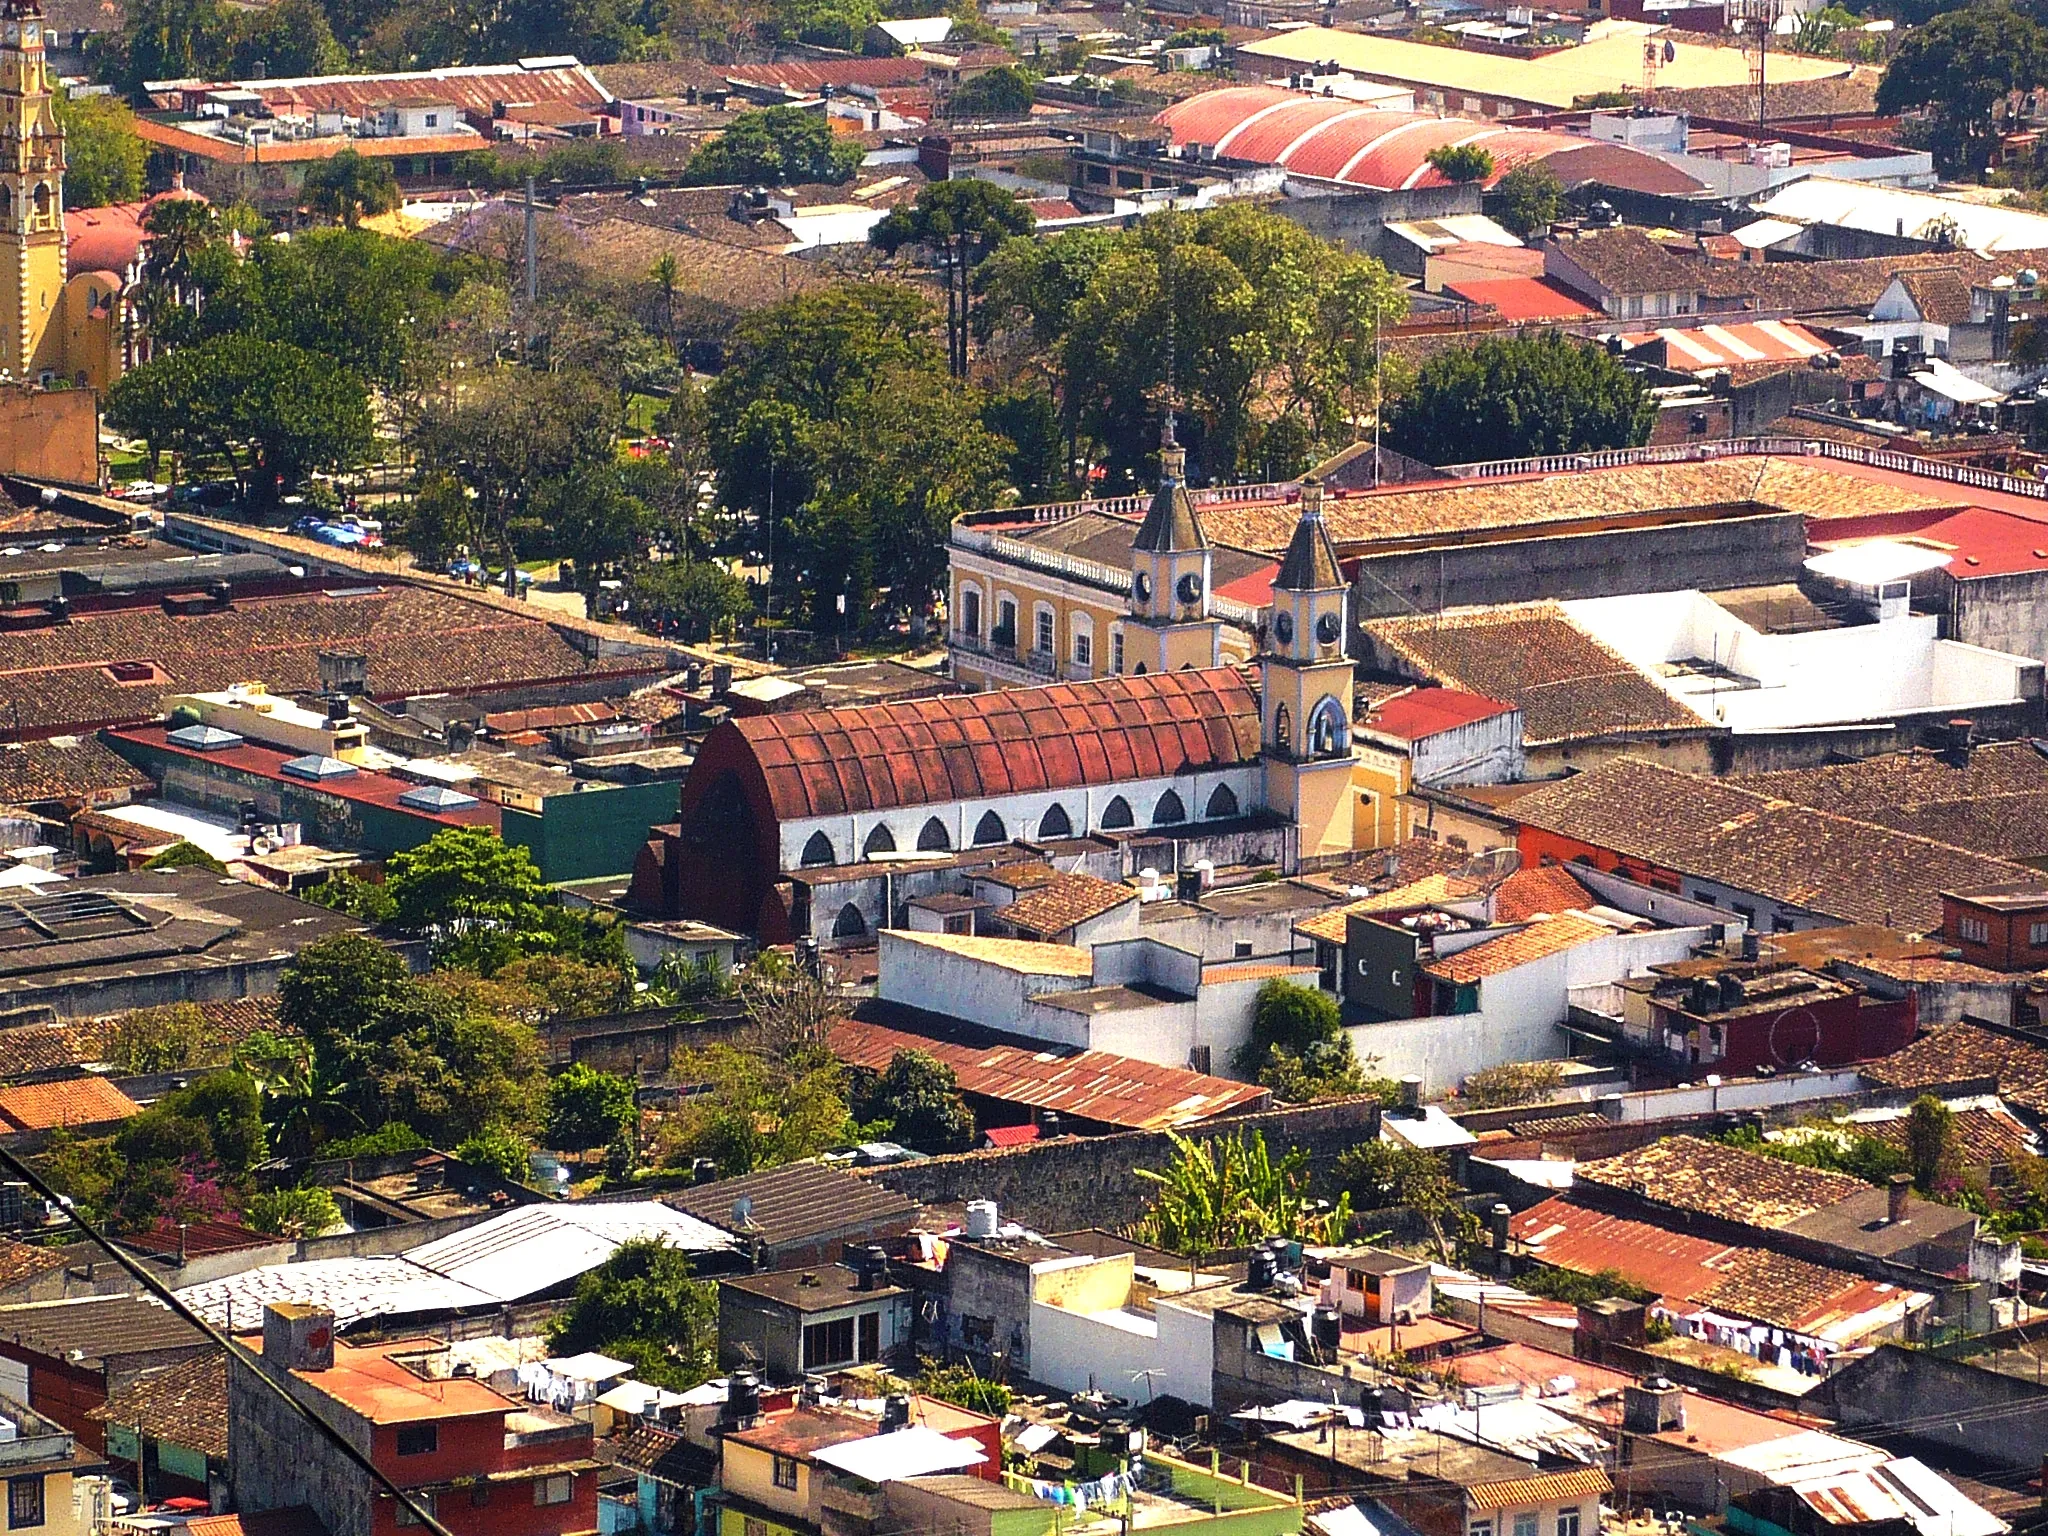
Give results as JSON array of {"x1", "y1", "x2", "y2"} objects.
[
  {"x1": 881, "y1": 1394, "x2": 912, "y2": 1431},
  {"x1": 1740, "y1": 930, "x2": 1760, "y2": 962},
  {"x1": 1940, "y1": 718, "x2": 1975, "y2": 768},
  {"x1": 1888, "y1": 1172, "x2": 1914, "y2": 1224},
  {"x1": 261, "y1": 1302, "x2": 335, "y2": 1371},
  {"x1": 1622, "y1": 1377, "x2": 1686, "y2": 1435},
  {"x1": 1489, "y1": 1203, "x2": 1511, "y2": 1252},
  {"x1": 712, "y1": 663, "x2": 733, "y2": 697}
]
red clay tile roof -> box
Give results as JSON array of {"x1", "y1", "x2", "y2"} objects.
[
  {"x1": 1491, "y1": 865, "x2": 1596, "y2": 925},
  {"x1": 1468, "y1": 1468, "x2": 1612, "y2": 1512},
  {"x1": 179, "y1": 1510, "x2": 326, "y2": 1536},
  {"x1": 0, "y1": 735, "x2": 151, "y2": 806},
  {"x1": 1862, "y1": 1021, "x2": 2048, "y2": 1114},
  {"x1": 0, "y1": 583, "x2": 655, "y2": 738},
  {"x1": 731, "y1": 667, "x2": 1261, "y2": 820},
  {"x1": 0, "y1": 1075, "x2": 139, "y2": 1131},
  {"x1": 1511, "y1": 1195, "x2": 1901, "y2": 1331},
  {"x1": 1858, "y1": 1105, "x2": 2034, "y2": 1167},
  {"x1": 830, "y1": 1015, "x2": 1267, "y2": 1128},
  {"x1": 1506, "y1": 757, "x2": 2038, "y2": 931},
  {"x1": 1575, "y1": 1135, "x2": 1868, "y2": 1227},
  {"x1": 88, "y1": 1352, "x2": 228, "y2": 1456},
  {"x1": 1365, "y1": 603, "x2": 1709, "y2": 747},
  {"x1": 997, "y1": 873, "x2": 1136, "y2": 939},
  {"x1": 1424, "y1": 911, "x2": 1616, "y2": 984},
  {"x1": 982, "y1": 1122, "x2": 1040, "y2": 1147}
]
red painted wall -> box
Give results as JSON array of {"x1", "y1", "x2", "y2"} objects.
[
  {"x1": 370, "y1": 1413, "x2": 600, "y2": 1536},
  {"x1": 1514, "y1": 827, "x2": 1685, "y2": 894},
  {"x1": 1650, "y1": 989, "x2": 1917, "y2": 1074}
]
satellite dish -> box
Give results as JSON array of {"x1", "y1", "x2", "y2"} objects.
[
  {"x1": 1453, "y1": 847, "x2": 1522, "y2": 886},
  {"x1": 731, "y1": 1195, "x2": 756, "y2": 1228}
]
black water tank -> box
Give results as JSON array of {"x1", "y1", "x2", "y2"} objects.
[
  {"x1": 1248, "y1": 1250, "x2": 1276, "y2": 1289},
  {"x1": 1313, "y1": 1308, "x2": 1342, "y2": 1350}
]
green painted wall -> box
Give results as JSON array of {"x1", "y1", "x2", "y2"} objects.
[{"x1": 501, "y1": 779, "x2": 680, "y2": 884}]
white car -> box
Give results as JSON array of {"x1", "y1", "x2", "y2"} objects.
[{"x1": 117, "y1": 480, "x2": 167, "y2": 502}]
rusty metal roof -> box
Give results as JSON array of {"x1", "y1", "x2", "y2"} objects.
[
  {"x1": 831, "y1": 1015, "x2": 1267, "y2": 1129},
  {"x1": 732, "y1": 666, "x2": 1260, "y2": 820}
]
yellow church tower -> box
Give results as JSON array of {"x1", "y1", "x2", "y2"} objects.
[
  {"x1": 1261, "y1": 477, "x2": 1358, "y2": 858},
  {"x1": 1126, "y1": 412, "x2": 1222, "y2": 675},
  {"x1": 0, "y1": 0, "x2": 64, "y2": 385}
]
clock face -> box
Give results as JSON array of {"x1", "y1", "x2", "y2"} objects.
[
  {"x1": 1176, "y1": 572, "x2": 1203, "y2": 605},
  {"x1": 21, "y1": 25, "x2": 37, "y2": 46},
  {"x1": 1273, "y1": 610, "x2": 1294, "y2": 645},
  {"x1": 1316, "y1": 611, "x2": 1342, "y2": 647}
]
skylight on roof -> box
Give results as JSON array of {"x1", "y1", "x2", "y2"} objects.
[
  {"x1": 165, "y1": 725, "x2": 243, "y2": 751},
  {"x1": 280, "y1": 755, "x2": 359, "y2": 781},
  {"x1": 398, "y1": 784, "x2": 480, "y2": 811}
]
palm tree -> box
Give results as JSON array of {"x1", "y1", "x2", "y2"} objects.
[{"x1": 650, "y1": 253, "x2": 680, "y2": 357}]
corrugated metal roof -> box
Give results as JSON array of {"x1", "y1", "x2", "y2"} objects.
[
  {"x1": 175, "y1": 1256, "x2": 498, "y2": 1329},
  {"x1": 665, "y1": 1163, "x2": 917, "y2": 1252},
  {"x1": 830, "y1": 1016, "x2": 1267, "y2": 1129},
  {"x1": 404, "y1": 1202, "x2": 732, "y2": 1300},
  {"x1": 1465, "y1": 1467, "x2": 1612, "y2": 1511}
]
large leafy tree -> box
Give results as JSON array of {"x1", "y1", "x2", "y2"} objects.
[
  {"x1": 1334, "y1": 1140, "x2": 1475, "y2": 1261},
  {"x1": 850, "y1": 1050, "x2": 975, "y2": 1153},
  {"x1": 683, "y1": 106, "x2": 864, "y2": 186},
  {"x1": 274, "y1": 933, "x2": 547, "y2": 1147},
  {"x1": 118, "y1": 0, "x2": 229, "y2": 91},
  {"x1": 416, "y1": 367, "x2": 621, "y2": 569},
  {"x1": 1877, "y1": 5, "x2": 2048, "y2": 174},
  {"x1": 1383, "y1": 331, "x2": 1654, "y2": 468},
  {"x1": 106, "y1": 335, "x2": 373, "y2": 505},
  {"x1": 1491, "y1": 163, "x2": 1563, "y2": 238},
  {"x1": 871, "y1": 180, "x2": 1034, "y2": 376},
  {"x1": 227, "y1": 0, "x2": 347, "y2": 75},
  {"x1": 57, "y1": 92, "x2": 146, "y2": 209},
  {"x1": 979, "y1": 205, "x2": 1406, "y2": 485},
  {"x1": 301, "y1": 150, "x2": 402, "y2": 229},
  {"x1": 1234, "y1": 979, "x2": 1377, "y2": 1104},
  {"x1": 549, "y1": 1239, "x2": 720, "y2": 1389},
  {"x1": 705, "y1": 283, "x2": 1010, "y2": 625},
  {"x1": 546, "y1": 1064, "x2": 639, "y2": 1153}
]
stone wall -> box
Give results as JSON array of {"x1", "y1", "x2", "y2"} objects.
[{"x1": 863, "y1": 1097, "x2": 1383, "y2": 1232}]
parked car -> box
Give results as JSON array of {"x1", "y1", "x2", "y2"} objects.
[{"x1": 116, "y1": 480, "x2": 167, "y2": 502}]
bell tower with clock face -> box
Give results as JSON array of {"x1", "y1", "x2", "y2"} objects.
[
  {"x1": 1126, "y1": 411, "x2": 1221, "y2": 675},
  {"x1": 0, "y1": 0, "x2": 63, "y2": 386},
  {"x1": 1261, "y1": 476, "x2": 1359, "y2": 855}
]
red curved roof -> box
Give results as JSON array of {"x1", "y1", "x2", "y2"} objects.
[
  {"x1": 728, "y1": 666, "x2": 1261, "y2": 820},
  {"x1": 64, "y1": 203, "x2": 147, "y2": 281},
  {"x1": 1156, "y1": 86, "x2": 1613, "y2": 191}
]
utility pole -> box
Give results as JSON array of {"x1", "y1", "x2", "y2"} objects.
[{"x1": 523, "y1": 174, "x2": 538, "y2": 306}]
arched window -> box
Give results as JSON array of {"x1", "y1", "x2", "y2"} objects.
[
  {"x1": 959, "y1": 584, "x2": 982, "y2": 638},
  {"x1": 1205, "y1": 784, "x2": 1240, "y2": 819},
  {"x1": 1153, "y1": 789, "x2": 1187, "y2": 826},
  {"x1": 1308, "y1": 696, "x2": 1348, "y2": 758},
  {"x1": 32, "y1": 183, "x2": 49, "y2": 218},
  {"x1": 1273, "y1": 704, "x2": 1292, "y2": 754},
  {"x1": 862, "y1": 823, "x2": 896, "y2": 857},
  {"x1": 832, "y1": 902, "x2": 867, "y2": 939},
  {"x1": 973, "y1": 809, "x2": 1007, "y2": 845},
  {"x1": 1038, "y1": 803, "x2": 1073, "y2": 839},
  {"x1": 1101, "y1": 795, "x2": 1134, "y2": 830},
  {"x1": 800, "y1": 830, "x2": 835, "y2": 867},
  {"x1": 917, "y1": 816, "x2": 951, "y2": 851},
  {"x1": 0, "y1": 186, "x2": 16, "y2": 223}
]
